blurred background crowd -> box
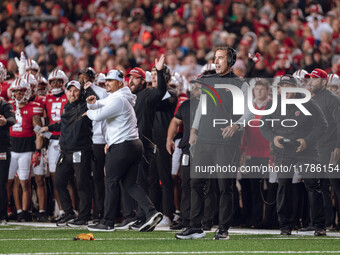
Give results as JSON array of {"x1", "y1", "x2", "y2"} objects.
[{"x1": 0, "y1": 0, "x2": 340, "y2": 83}]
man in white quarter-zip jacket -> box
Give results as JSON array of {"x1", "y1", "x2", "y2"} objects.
[{"x1": 84, "y1": 69, "x2": 163, "y2": 232}]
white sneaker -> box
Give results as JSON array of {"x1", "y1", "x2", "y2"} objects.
[
  {"x1": 0, "y1": 219, "x2": 7, "y2": 226},
  {"x1": 157, "y1": 216, "x2": 171, "y2": 227},
  {"x1": 139, "y1": 212, "x2": 163, "y2": 232}
]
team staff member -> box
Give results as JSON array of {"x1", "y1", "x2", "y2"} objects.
[
  {"x1": 176, "y1": 46, "x2": 253, "y2": 240},
  {"x1": 306, "y1": 69, "x2": 340, "y2": 204},
  {"x1": 40, "y1": 80, "x2": 98, "y2": 227},
  {"x1": 121, "y1": 55, "x2": 167, "y2": 230},
  {"x1": 86, "y1": 69, "x2": 163, "y2": 232},
  {"x1": 0, "y1": 75, "x2": 16, "y2": 225},
  {"x1": 260, "y1": 74, "x2": 328, "y2": 236},
  {"x1": 79, "y1": 67, "x2": 107, "y2": 222},
  {"x1": 166, "y1": 84, "x2": 201, "y2": 230}
]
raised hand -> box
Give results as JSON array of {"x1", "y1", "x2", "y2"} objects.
[{"x1": 155, "y1": 54, "x2": 165, "y2": 71}]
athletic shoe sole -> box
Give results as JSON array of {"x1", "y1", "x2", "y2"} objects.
[
  {"x1": 67, "y1": 223, "x2": 88, "y2": 228},
  {"x1": 213, "y1": 236, "x2": 230, "y2": 240},
  {"x1": 87, "y1": 226, "x2": 115, "y2": 232},
  {"x1": 175, "y1": 232, "x2": 206, "y2": 240},
  {"x1": 115, "y1": 221, "x2": 136, "y2": 230},
  {"x1": 139, "y1": 212, "x2": 163, "y2": 232}
]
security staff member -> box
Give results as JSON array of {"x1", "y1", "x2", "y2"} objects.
[
  {"x1": 260, "y1": 74, "x2": 328, "y2": 236},
  {"x1": 0, "y1": 83, "x2": 16, "y2": 224},
  {"x1": 306, "y1": 69, "x2": 340, "y2": 210},
  {"x1": 40, "y1": 80, "x2": 97, "y2": 227},
  {"x1": 175, "y1": 46, "x2": 253, "y2": 240},
  {"x1": 86, "y1": 69, "x2": 163, "y2": 232}
]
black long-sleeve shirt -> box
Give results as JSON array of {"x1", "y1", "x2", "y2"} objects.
[
  {"x1": 133, "y1": 69, "x2": 167, "y2": 144},
  {"x1": 48, "y1": 88, "x2": 97, "y2": 152},
  {"x1": 312, "y1": 89, "x2": 340, "y2": 150},
  {"x1": 260, "y1": 94, "x2": 328, "y2": 152},
  {"x1": 0, "y1": 99, "x2": 16, "y2": 152}
]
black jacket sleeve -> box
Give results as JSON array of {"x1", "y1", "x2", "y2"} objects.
[
  {"x1": 48, "y1": 122, "x2": 61, "y2": 132},
  {"x1": 303, "y1": 100, "x2": 328, "y2": 148},
  {"x1": 85, "y1": 87, "x2": 98, "y2": 100},
  {"x1": 3, "y1": 101, "x2": 15, "y2": 127},
  {"x1": 328, "y1": 95, "x2": 340, "y2": 148},
  {"x1": 147, "y1": 69, "x2": 167, "y2": 105}
]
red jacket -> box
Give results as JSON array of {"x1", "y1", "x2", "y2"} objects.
[{"x1": 240, "y1": 98, "x2": 271, "y2": 158}]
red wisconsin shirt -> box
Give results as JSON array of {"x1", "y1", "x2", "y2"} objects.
[
  {"x1": 45, "y1": 93, "x2": 68, "y2": 136},
  {"x1": 240, "y1": 99, "x2": 271, "y2": 158},
  {"x1": 0, "y1": 81, "x2": 11, "y2": 101},
  {"x1": 33, "y1": 95, "x2": 46, "y2": 107},
  {"x1": 10, "y1": 101, "x2": 43, "y2": 138}
]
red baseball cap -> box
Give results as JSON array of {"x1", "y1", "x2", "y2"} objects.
[
  {"x1": 305, "y1": 68, "x2": 328, "y2": 79},
  {"x1": 128, "y1": 67, "x2": 145, "y2": 79}
]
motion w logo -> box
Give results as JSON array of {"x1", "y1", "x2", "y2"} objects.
[{"x1": 199, "y1": 83, "x2": 223, "y2": 115}]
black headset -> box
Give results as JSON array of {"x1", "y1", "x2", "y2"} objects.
[{"x1": 227, "y1": 47, "x2": 237, "y2": 68}]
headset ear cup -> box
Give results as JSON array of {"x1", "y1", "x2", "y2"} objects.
[{"x1": 228, "y1": 47, "x2": 237, "y2": 67}]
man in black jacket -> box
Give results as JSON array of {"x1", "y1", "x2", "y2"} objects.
[
  {"x1": 306, "y1": 69, "x2": 340, "y2": 218},
  {"x1": 41, "y1": 80, "x2": 97, "y2": 227},
  {"x1": 0, "y1": 83, "x2": 16, "y2": 224},
  {"x1": 175, "y1": 46, "x2": 253, "y2": 240},
  {"x1": 149, "y1": 64, "x2": 177, "y2": 226},
  {"x1": 260, "y1": 74, "x2": 328, "y2": 236}
]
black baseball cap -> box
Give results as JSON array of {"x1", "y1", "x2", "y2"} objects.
[{"x1": 277, "y1": 74, "x2": 297, "y2": 86}]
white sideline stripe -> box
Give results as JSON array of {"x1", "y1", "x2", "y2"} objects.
[
  {"x1": 3, "y1": 223, "x2": 340, "y2": 236},
  {"x1": 2, "y1": 251, "x2": 340, "y2": 255},
  {"x1": 1, "y1": 237, "x2": 340, "y2": 241}
]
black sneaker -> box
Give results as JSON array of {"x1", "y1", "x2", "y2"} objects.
[
  {"x1": 175, "y1": 227, "x2": 206, "y2": 239},
  {"x1": 214, "y1": 228, "x2": 229, "y2": 240},
  {"x1": 37, "y1": 212, "x2": 48, "y2": 222},
  {"x1": 129, "y1": 219, "x2": 145, "y2": 230},
  {"x1": 280, "y1": 229, "x2": 292, "y2": 236},
  {"x1": 314, "y1": 228, "x2": 327, "y2": 236},
  {"x1": 56, "y1": 213, "x2": 76, "y2": 227},
  {"x1": 170, "y1": 221, "x2": 187, "y2": 230},
  {"x1": 17, "y1": 212, "x2": 24, "y2": 222},
  {"x1": 115, "y1": 217, "x2": 137, "y2": 230},
  {"x1": 139, "y1": 212, "x2": 163, "y2": 232},
  {"x1": 88, "y1": 223, "x2": 115, "y2": 232},
  {"x1": 67, "y1": 218, "x2": 88, "y2": 227},
  {"x1": 21, "y1": 211, "x2": 32, "y2": 222},
  {"x1": 50, "y1": 214, "x2": 64, "y2": 223},
  {"x1": 202, "y1": 222, "x2": 213, "y2": 231}
]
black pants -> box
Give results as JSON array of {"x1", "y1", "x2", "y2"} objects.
[
  {"x1": 241, "y1": 157, "x2": 269, "y2": 225},
  {"x1": 91, "y1": 144, "x2": 106, "y2": 219},
  {"x1": 55, "y1": 149, "x2": 92, "y2": 220},
  {"x1": 121, "y1": 141, "x2": 157, "y2": 220},
  {"x1": 179, "y1": 156, "x2": 191, "y2": 225},
  {"x1": 319, "y1": 147, "x2": 337, "y2": 226},
  {"x1": 103, "y1": 139, "x2": 156, "y2": 226},
  {"x1": 275, "y1": 150, "x2": 325, "y2": 230},
  {"x1": 0, "y1": 151, "x2": 10, "y2": 220},
  {"x1": 190, "y1": 144, "x2": 238, "y2": 229},
  {"x1": 203, "y1": 178, "x2": 218, "y2": 225},
  {"x1": 149, "y1": 139, "x2": 174, "y2": 218}
]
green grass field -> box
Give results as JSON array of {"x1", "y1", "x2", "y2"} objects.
[{"x1": 1, "y1": 224, "x2": 340, "y2": 255}]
